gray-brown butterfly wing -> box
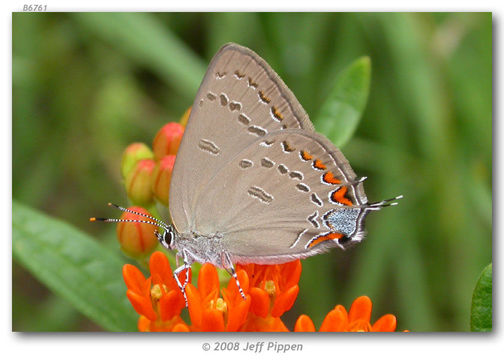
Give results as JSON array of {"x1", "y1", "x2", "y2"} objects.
[
  {"x1": 190, "y1": 129, "x2": 369, "y2": 264},
  {"x1": 169, "y1": 43, "x2": 314, "y2": 234}
]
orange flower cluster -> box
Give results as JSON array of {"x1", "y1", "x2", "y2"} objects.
[{"x1": 122, "y1": 251, "x2": 405, "y2": 332}]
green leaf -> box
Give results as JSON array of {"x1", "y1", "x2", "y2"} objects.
[
  {"x1": 12, "y1": 200, "x2": 137, "y2": 331},
  {"x1": 73, "y1": 13, "x2": 206, "y2": 99},
  {"x1": 314, "y1": 56, "x2": 371, "y2": 147},
  {"x1": 471, "y1": 263, "x2": 492, "y2": 331}
]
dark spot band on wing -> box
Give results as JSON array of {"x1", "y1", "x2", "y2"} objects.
[
  {"x1": 261, "y1": 158, "x2": 275, "y2": 168},
  {"x1": 234, "y1": 70, "x2": 245, "y2": 79},
  {"x1": 307, "y1": 211, "x2": 320, "y2": 228},
  {"x1": 220, "y1": 93, "x2": 229, "y2": 106},
  {"x1": 248, "y1": 125, "x2": 267, "y2": 137},
  {"x1": 229, "y1": 101, "x2": 242, "y2": 111},
  {"x1": 289, "y1": 171, "x2": 303, "y2": 180},
  {"x1": 248, "y1": 186, "x2": 273, "y2": 204},
  {"x1": 238, "y1": 113, "x2": 251, "y2": 126},
  {"x1": 277, "y1": 164, "x2": 289, "y2": 175},
  {"x1": 296, "y1": 183, "x2": 310, "y2": 192},
  {"x1": 311, "y1": 193, "x2": 323, "y2": 207},
  {"x1": 248, "y1": 77, "x2": 258, "y2": 88},
  {"x1": 281, "y1": 141, "x2": 295, "y2": 153},
  {"x1": 260, "y1": 139, "x2": 275, "y2": 147},
  {"x1": 239, "y1": 159, "x2": 253, "y2": 169},
  {"x1": 198, "y1": 139, "x2": 220, "y2": 155},
  {"x1": 207, "y1": 92, "x2": 216, "y2": 101}
]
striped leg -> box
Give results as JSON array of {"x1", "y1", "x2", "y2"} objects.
[
  {"x1": 222, "y1": 252, "x2": 246, "y2": 300},
  {"x1": 173, "y1": 264, "x2": 190, "y2": 306},
  {"x1": 173, "y1": 249, "x2": 192, "y2": 306}
]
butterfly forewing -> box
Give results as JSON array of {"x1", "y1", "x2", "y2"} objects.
[
  {"x1": 170, "y1": 44, "x2": 315, "y2": 233},
  {"x1": 191, "y1": 129, "x2": 369, "y2": 264}
]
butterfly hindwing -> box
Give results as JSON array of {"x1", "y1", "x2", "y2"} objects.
[{"x1": 190, "y1": 129, "x2": 369, "y2": 264}]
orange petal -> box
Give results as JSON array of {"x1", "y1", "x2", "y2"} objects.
[
  {"x1": 186, "y1": 283, "x2": 202, "y2": 327},
  {"x1": 226, "y1": 269, "x2": 250, "y2": 298},
  {"x1": 347, "y1": 319, "x2": 372, "y2": 332},
  {"x1": 349, "y1": 296, "x2": 372, "y2": 323},
  {"x1": 267, "y1": 317, "x2": 289, "y2": 332},
  {"x1": 126, "y1": 289, "x2": 157, "y2": 321},
  {"x1": 198, "y1": 263, "x2": 220, "y2": 299},
  {"x1": 149, "y1": 251, "x2": 177, "y2": 288},
  {"x1": 172, "y1": 322, "x2": 190, "y2": 332},
  {"x1": 175, "y1": 267, "x2": 192, "y2": 289},
  {"x1": 294, "y1": 314, "x2": 315, "y2": 332},
  {"x1": 282, "y1": 260, "x2": 302, "y2": 288},
  {"x1": 159, "y1": 290, "x2": 185, "y2": 321},
  {"x1": 241, "y1": 315, "x2": 288, "y2": 332},
  {"x1": 372, "y1": 314, "x2": 397, "y2": 332},
  {"x1": 249, "y1": 287, "x2": 270, "y2": 317},
  {"x1": 238, "y1": 264, "x2": 255, "y2": 283},
  {"x1": 271, "y1": 285, "x2": 299, "y2": 317},
  {"x1": 320, "y1": 305, "x2": 348, "y2": 332},
  {"x1": 122, "y1": 264, "x2": 148, "y2": 295},
  {"x1": 138, "y1": 315, "x2": 151, "y2": 332},
  {"x1": 225, "y1": 295, "x2": 251, "y2": 331},
  {"x1": 202, "y1": 309, "x2": 225, "y2": 332}
]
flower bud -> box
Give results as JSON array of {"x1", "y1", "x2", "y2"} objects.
[
  {"x1": 117, "y1": 206, "x2": 158, "y2": 259},
  {"x1": 152, "y1": 122, "x2": 184, "y2": 161},
  {"x1": 121, "y1": 143, "x2": 154, "y2": 179},
  {"x1": 125, "y1": 159, "x2": 156, "y2": 206},
  {"x1": 179, "y1": 107, "x2": 191, "y2": 127},
  {"x1": 152, "y1": 155, "x2": 176, "y2": 206}
]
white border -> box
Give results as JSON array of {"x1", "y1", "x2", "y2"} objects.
[{"x1": 3, "y1": 1, "x2": 501, "y2": 359}]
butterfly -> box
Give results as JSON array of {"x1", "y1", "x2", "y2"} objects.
[{"x1": 93, "y1": 43, "x2": 401, "y2": 304}]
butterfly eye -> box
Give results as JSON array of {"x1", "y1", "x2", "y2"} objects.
[{"x1": 161, "y1": 230, "x2": 174, "y2": 249}]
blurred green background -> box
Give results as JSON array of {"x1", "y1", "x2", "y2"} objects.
[{"x1": 12, "y1": 12, "x2": 492, "y2": 331}]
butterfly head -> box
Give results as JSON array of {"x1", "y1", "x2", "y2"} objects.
[
  {"x1": 156, "y1": 225, "x2": 176, "y2": 250},
  {"x1": 90, "y1": 202, "x2": 176, "y2": 250}
]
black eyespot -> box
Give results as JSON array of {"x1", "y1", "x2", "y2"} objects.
[
  {"x1": 339, "y1": 236, "x2": 351, "y2": 245},
  {"x1": 161, "y1": 230, "x2": 173, "y2": 248}
]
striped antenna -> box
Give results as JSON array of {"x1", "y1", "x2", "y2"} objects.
[{"x1": 89, "y1": 203, "x2": 170, "y2": 231}]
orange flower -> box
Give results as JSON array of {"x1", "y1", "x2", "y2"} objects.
[
  {"x1": 237, "y1": 260, "x2": 301, "y2": 331},
  {"x1": 186, "y1": 263, "x2": 251, "y2": 331},
  {"x1": 294, "y1": 295, "x2": 405, "y2": 332},
  {"x1": 123, "y1": 253, "x2": 407, "y2": 332},
  {"x1": 122, "y1": 251, "x2": 188, "y2": 331}
]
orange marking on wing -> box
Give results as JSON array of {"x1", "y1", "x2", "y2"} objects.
[
  {"x1": 331, "y1": 186, "x2": 353, "y2": 206},
  {"x1": 313, "y1": 159, "x2": 327, "y2": 170},
  {"x1": 301, "y1": 150, "x2": 313, "y2": 161},
  {"x1": 323, "y1": 171, "x2": 341, "y2": 185},
  {"x1": 258, "y1": 90, "x2": 271, "y2": 103},
  {"x1": 271, "y1": 106, "x2": 284, "y2": 121},
  {"x1": 248, "y1": 77, "x2": 258, "y2": 88},
  {"x1": 309, "y1": 232, "x2": 343, "y2": 248}
]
